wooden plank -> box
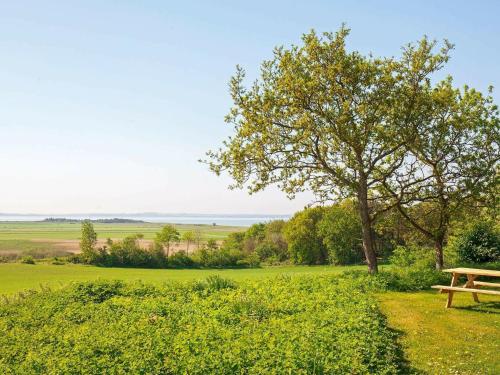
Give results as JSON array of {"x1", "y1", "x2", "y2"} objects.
[
  {"x1": 474, "y1": 281, "x2": 500, "y2": 288},
  {"x1": 446, "y1": 273, "x2": 460, "y2": 308},
  {"x1": 466, "y1": 274, "x2": 479, "y2": 303},
  {"x1": 443, "y1": 268, "x2": 500, "y2": 277},
  {"x1": 432, "y1": 285, "x2": 500, "y2": 296}
]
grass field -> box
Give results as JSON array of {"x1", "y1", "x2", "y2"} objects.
[
  {"x1": 0, "y1": 221, "x2": 244, "y2": 256},
  {"x1": 1, "y1": 263, "x2": 498, "y2": 372},
  {"x1": 0, "y1": 221, "x2": 242, "y2": 241},
  {"x1": 0, "y1": 263, "x2": 368, "y2": 295}
]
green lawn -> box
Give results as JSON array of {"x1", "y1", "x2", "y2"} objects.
[
  {"x1": 0, "y1": 263, "x2": 367, "y2": 295},
  {"x1": 0, "y1": 221, "x2": 243, "y2": 241},
  {"x1": 379, "y1": 291, "x2": 500, "y2": 374}
]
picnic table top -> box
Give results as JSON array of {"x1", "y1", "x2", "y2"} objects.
[{"x1": 443, "y1": 268, "x2": 500, "y2": 277}]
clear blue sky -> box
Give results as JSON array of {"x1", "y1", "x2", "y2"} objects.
[{"x1": 1, "y1": 1, "x2": 498, "y2": 214}]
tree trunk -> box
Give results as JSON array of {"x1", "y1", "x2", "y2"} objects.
[
  {"x1": 434, "y1": 239, "x2": 444, "y2": 270},
  {"x1": 357, "y1": 181, "x2": 379, "y2": 274}
]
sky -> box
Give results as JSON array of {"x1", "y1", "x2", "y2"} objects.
[{"x1": 0, "y1": 1, "x2": 499, "y2": 214}]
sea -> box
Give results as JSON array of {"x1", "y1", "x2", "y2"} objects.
[{"x1": 0, "y1": 213, "x2": 290, "y2": 227}]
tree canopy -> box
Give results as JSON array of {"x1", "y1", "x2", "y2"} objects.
[{"x1": 206, "y1": 27, "x2": 467, "y2": 273}]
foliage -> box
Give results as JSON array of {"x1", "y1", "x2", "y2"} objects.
[
  {"x1": 284, "y1": 207, "x2": 328, "y2": 265},
  {"x1": 319, "y1": 201, "x2": 363, "y2": 265},
  {"x1": 221, "y1": 232, "x2": 245, "y2": 252},
  {"x1": 167, "y1": 251, "x2": 195, "y2": 268},
  {"x1": 389, "y1": 245, "x2": 435, "y2": 269},
  {"x1": 243, "y1": 223, "x2": 266, "y2": 253},
  {"x1": 382, "y1": 75, "x2": 499, "y2": 269},
  {"x1": 384, "y1": 246, "x2": 447, "y2": 291},
  {"x1": 155, "y1": 225, "x2": 180, "y2": 257},
  {"x1": 206, "y1": 27, "x2": 462, "y2": 274},
  {"x1": 20, "y1": 256, "x2": 35, "y2": 265},
  {"x1": 454, "y1": 221, "x2": 500, "y2": 263},
  {"x1": 181, "y1": 231, "x2": 195, "y2": 253},
  {"x1": 0, "y1": 277, "x2": 404, "y2": 374},
  {"x1": 192, "y1": 245, "x2": 249, "y2": 268},
  {"x1": 80, "y1": 220, "x2": 98, "y2": 263}
]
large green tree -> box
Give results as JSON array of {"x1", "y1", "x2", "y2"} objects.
[{"x1": 206, "y1": 27, "x2": 451, "y2": 273}]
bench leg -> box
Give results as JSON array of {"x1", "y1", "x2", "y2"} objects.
[
  {"x1": 446, "y1": 273, "x2": 460, "y2": 308},
  {"x1": 465, "y1": 274, "x2": 479, "y2": 303}
]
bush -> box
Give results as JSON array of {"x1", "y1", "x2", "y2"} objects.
[
  {"x1": 318, "y1": 201, "x2": 363, "y2": 265},
  {"x1": 20, "y1": 256, "x2": 35, "y2": 265},
  {"x1": 283, "y1": 207, "x2": 328, "y2": 264},
  {"x1": 373, "y1": 245, "x2": 449, "y2": 291},
  {"x1": 0, "y1": 277, "x2": 404, "y2": 374},
  {"x1": 389, "y1": 245, "x2": 435, "y2": 269},
  {"x1": 455, "y1": 222, "x2": 500, "y2": 263},
  {"x1": 192, "y1": 246, "x2": 255, "y2": 268},
  {"x1": 168, "y1": 251, "x2": 195, "y2": 268}
]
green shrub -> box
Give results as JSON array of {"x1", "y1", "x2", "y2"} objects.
[
  {"x1": 342, "y1": 267, "x2": 449, "y2": 292},
  {"x1": 0, "y1": 277, "x2": 404, "y2": 374},
  {"x1": 379, "y1": 267, "x2": 449, "y2": 292},
  {"x1": 284, "y1": 207, "x2": 328, "y2": 264},
  {"x1": 168, "y1": 251, "x2": 195, "y2": 268},
  {"x1": 389, "y1": 245, "x2": 435, "y2": 269},
  {"x1": 69, "y1": 280, "x2": 124, "y2": 303},
  {"x1": 20, "y1": 256, "x2": 35, "y2": 265},
  {"x1": 381, "y1": 245, "x2": 448, "y2": 291},
  {"x1": 455, "y1": 222, "x2": 500, "y2": 263},
  {"x1": 318, "y1": 201, "x2": 363, "y2": 265}
]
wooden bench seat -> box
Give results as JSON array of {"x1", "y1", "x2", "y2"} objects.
[
  {"x1": 432, "y1": 285, "x2": 500, "y2": 296},
  {"x1": 473, "y1": 281, "x2": 500, "y2": 288}
]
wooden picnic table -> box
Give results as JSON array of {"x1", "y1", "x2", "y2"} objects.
[{"x1": 432, "y1": 267, "x2": 500, "y2": 308}]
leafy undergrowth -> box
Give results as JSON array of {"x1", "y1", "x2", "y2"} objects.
[
  {"x1": 379, "y1": 291, "x2": 500, "y2": 375},
  {"x1": 0, "y1": 276, "x2": 405, "y2": 374}
]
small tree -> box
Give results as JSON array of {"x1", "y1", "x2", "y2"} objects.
[
  {"x1": 181, "y1": 231, "x2": 195, "y2": 254},
  {"x1": 155, "y1": 225, "x2": 180, "y2": 258},
  {"x1": 80, "y1": 220, "x2": 97, "y2": 263},
  {"x1": 194, "y1": 229, "x2": 203, "y2": 250}
]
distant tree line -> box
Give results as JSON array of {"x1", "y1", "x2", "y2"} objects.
[{"x1": 76, "y1": 201, "x2": 499, "y2": 269}]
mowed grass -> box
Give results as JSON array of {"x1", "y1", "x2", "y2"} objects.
[
  {"x1": 379, "y1": 291, "x2": 500, "y2": 374},
  {"x1": 0, "y1": 221, "x2": 243, "y2": 241},
  {"x1": 0, "y1": 263, "x2": 367, "y2": 295}
]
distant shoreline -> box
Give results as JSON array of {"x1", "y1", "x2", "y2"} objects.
[{"x1": 0, "y1": 214, "x2": 290, "y2": 227}]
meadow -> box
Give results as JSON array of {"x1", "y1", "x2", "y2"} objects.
[
  {"x1": 1, "y1": 264, "x2": 498, "y2": 374},
  {"x1": 0, "y1": 221, "x2": 243, "y2": 256},
  {"x1": 0, "y1": 263, "x2": 367, "y2": 295}
]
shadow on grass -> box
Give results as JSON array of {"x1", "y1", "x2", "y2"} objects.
[
  {"x1": 454, "y1": 300, "x2": 500, "y2": 314},
  {"x1": 388, "y1": 326, "x2": 424, "y2": 375}
]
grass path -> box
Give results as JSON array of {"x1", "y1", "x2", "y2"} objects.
[{"x1": 379, "y1": 291, "x2": 500, "y2": 374}]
